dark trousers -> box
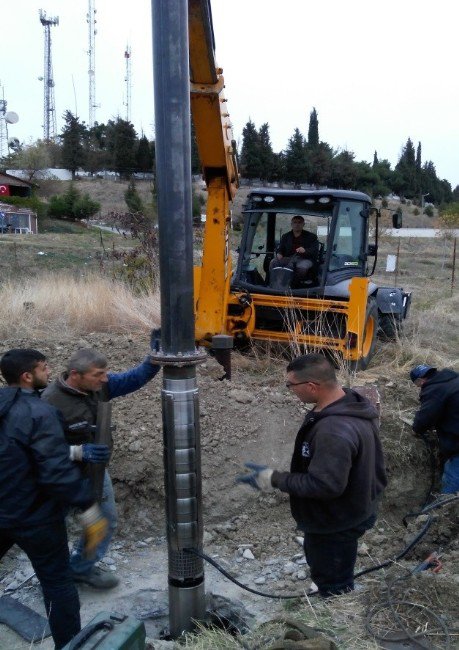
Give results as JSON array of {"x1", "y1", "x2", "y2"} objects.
[
  {"x1": 303, "y1": 514, "x2": 376, "y2": 597},
  {"x1": 0, "y1": 520, "x2": 81, "y2": 649}
]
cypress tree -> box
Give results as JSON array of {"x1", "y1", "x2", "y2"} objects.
[
  {"x1": 307, "y1": 107, "x2": 319, "y2": 148},
  {"x1": 60, "y1": 110, "x2": 87, "y2": 179}
]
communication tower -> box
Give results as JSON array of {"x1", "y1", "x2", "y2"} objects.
[
  {"x1": 87, "y1": 0, "x2": 97, "y2": 128},
  {"x1": 39, "y1": 10, "x2": 59, "y2": 141},
  {"x1": 0, "y1": 84, "x2": 19, "y2": 160},
  {"x1": 124, "y1": 46, "x2": 132, "y2": 122}
]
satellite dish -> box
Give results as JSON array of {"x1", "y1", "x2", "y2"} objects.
[
  {"x1": 8, "y1": 137, "x2": 20, "y2": 150},
  {"x1": 5, "y1": 111, "x2": 19, "y2": 125}
]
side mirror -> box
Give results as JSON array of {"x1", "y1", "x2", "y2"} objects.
[
  {"x1": 367, "y1": 244, "x2": 377, "y2": 256},
  {"x1": 392, "y1": 211, "x2": 402, "y2": 229}
]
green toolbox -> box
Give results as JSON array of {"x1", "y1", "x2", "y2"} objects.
[{"x1": 63, "y1": 611, "x2": 146, "y2": 649}]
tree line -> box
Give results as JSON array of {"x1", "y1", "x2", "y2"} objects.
[
  {"x1": 236, "y1": 108, "x2": 459, "y2": 206},
  {"x1": 3, "y1": 107, "x2": 458, "y2": 207},
  {"x1": 4, "y1": 111, "x2": 155, "y2": 181}
]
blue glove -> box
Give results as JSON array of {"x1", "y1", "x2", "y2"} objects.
[
  {"x1": 81, "y1": 443, "x2": 110, "y2": 464},
  {"x1": 236, "y1": 462, "x2": 274, "y2": 492}
]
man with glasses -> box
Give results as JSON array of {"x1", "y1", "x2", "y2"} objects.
[{"x1": 237, "y1": 353, "x2": 387, "y2": 597}]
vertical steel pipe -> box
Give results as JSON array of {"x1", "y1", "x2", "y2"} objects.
[{"x1": 151, "y1": 0, "x2": 206, "y2": 637}]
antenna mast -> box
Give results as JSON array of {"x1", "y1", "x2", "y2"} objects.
[
  {"x1": 39, "y1": 9, "x2": 59, "y2": 141},
  {"x1": 87, "y1": 0, "x2": 97, "y2": 128},
  {"x1": 0, "y1": 88, "x2": 8, "y2": 160},
  {"x1": 124, "y1": 45, "x2": 131, "y2": 122}
]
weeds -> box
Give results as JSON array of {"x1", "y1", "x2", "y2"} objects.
[{"x1": 0, "y1": 275, "x2": 160, "y2": 340}]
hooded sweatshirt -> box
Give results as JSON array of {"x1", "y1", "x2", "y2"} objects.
[
  {"x1": 272, "y1": 389, "x2": 387, "y2": 534},
  {"x1": 0, "y1": 387, "x2": 94, "y2": 528},
  {"x1": 413, "y1": 368, "x2": 459, "y2": 459}
]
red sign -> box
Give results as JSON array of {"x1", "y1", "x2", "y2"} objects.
[{"x1": 0, "y1": 185, "x2": 10, "y2": 196}]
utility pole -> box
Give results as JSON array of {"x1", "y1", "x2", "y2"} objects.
[
  {"x1": 124, "y1": 46, "x2": 132, "y2": 122},
  {"x1": 39, "y1": 10, "x2": 59, "y2": 141},
  {"x1": 87, "y1": 0, "x2": 97, "y2": 128}
]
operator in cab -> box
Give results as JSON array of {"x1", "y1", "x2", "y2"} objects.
[{"x1": 270, "y1": 215, "x2": 320, "y2": 281}]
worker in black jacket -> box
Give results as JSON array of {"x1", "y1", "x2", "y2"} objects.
[
  {"x1": 410, "y1": 364, "x2": 459, "y2": 493},
  {"x1": 0, "y1": 349, "x2": 107, "y2": 650},
  {"x1": 237, "y1": 353, "x2": 387, "y2": 597},
  {"x1": 270, "y1": 215, "x2": 320, "y2": 282}
]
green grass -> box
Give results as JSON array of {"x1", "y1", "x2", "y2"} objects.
[{"x1": 0, "y1": 225, "x2": 135, "y2": 281}]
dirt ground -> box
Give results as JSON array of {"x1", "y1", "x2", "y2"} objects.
[{"x1": 1, "y1": 333, "x2": 458, "y2": 649}]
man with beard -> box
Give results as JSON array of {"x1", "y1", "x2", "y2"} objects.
[{"x1": 0, "y1": 348, "x2": 106, "y2": 649}]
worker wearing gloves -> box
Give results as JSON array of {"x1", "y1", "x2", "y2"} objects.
[
  {"x1": 237, "y1": 353, "x2": 387, "y2": 598},
  {"x1": 0, "y1": 348, "x2": 107, "y2": 650},
  {"x1": 42, "y1": 347, "x2": 160, "y2": 589},
  {"x1": 410, "y1": 364, "x2": 459, "y2": 493}
]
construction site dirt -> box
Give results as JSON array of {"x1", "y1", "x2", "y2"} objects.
[{"x1": 1, "y1": 333, "x2": 458, "y2": 649}]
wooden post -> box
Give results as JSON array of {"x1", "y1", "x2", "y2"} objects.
[
  {"x1": 394, "y1": 238, "x2": 401, "y2": 287},
  {"x1": 451, "y1": 237, "x2": 457, "y2": 296}
]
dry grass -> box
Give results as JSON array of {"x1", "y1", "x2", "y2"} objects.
[{"x1": 0, "y1": 275, "x2": 160, "y2": 339}]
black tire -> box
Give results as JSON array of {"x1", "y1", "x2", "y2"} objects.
[
  {"x1": 348, "y1": 298, "x2": 378, "y2": 372},
  {"x1": 378, "y1": 312, "x2": 403, "y2": 339}
]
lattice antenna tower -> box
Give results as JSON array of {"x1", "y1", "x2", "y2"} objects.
[
  {"x1": 39, "y1": 10, "x2": 59, "y2": 141},
  {"x1": 87, "y1": 0, "x2": 97, "y2": 128},
  {"x1": 124, "y1": 45, "x2": 132, "y2": 122},
  {"x1": 0, "y1": 86, "x2": 8, "y2": 160}
]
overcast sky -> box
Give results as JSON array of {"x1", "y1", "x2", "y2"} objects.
[{"x1": 2, "y1": 1, "x2": 458, "y2": 188}]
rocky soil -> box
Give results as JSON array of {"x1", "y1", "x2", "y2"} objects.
[{"x1": 1, "y1": 333, "x2": 458, "y2": 649}]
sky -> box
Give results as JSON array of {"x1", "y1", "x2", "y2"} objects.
[{"x1": 1, "y1": 0, "x2": 458, "y2": 188}]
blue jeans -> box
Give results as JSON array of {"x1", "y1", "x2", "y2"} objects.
[
  {"x1": 442, "y1": 456, "x2": 459, "y2": 494},
  {"x1": 0, "y1": 520, "x2": 80, "y2": 649},
  {"x1": 70, "y1": 470, "x2": 118, "y2": 575}
]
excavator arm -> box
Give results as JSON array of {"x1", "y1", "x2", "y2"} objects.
[{"x1": 188, "y1": 0, "x2": 239, "y2": 343}]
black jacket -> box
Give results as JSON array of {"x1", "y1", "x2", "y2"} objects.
[
  {"x1": 0, "y1": 387, "x2": 94, "y2": 528},
  {"x1": 277, "y1": 230, "x2": 320, "y2": 259},
  {"x1": 272, "y1": 390, "x2": 387, "y2": 534},
  {"x1": 413, "y1": 369, "x2": 459, "y2": 459}
]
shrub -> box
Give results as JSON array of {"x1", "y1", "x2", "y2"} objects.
[
  {"x1": 412, "y1": 207, "x2": 420, "y2": 216},
  {"x1": 424, "y1": 205, "x2": 434, "y2": 218},
  {"x1": 381, "y1": 198, "x2": 388, "y2": 208},
  {"x1": 48, "y1": 184, "x2": 101, "y2": 220}
]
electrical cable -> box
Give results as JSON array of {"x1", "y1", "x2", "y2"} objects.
[
  {"x1": 186, "y1": 547, "x2": 317, "y2": 600},
  {"x1": 365, "y1": 569, "x2": 453, "y2": 649},
  {"x1": 186, "y1": 494, "x2": 459, "y2": 601}
]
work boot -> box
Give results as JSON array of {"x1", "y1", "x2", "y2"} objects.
[{"x1": 72, "y1": 566, "x2": 119, "y2": 589}]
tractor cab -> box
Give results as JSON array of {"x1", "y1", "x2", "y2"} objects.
[{"x1": 232, "y1": 188, "x2": 375, "y2": 298}]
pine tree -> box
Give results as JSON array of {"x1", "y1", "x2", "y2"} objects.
[
  {"x1": 307, "y1": 142, "x2": 333, "y2": 187},
  {"x1": 136, "y1": 135, "x2": 154, "y2": 174},
  {"x1": 285, "y1": 128, "x2": 307, "y2": 186},
  {"x1": 307, "y1": 107, "x2": 319, "y2": 148},
  {"x1": 257, "y1": 123, "x2": 274, "y2": 181},
  {"x1": 395, "y1": 138, "x2": 418, "y2": 198},
  {"x1": 60, "y1": 110, "x2": 86, "y2": 179},
  {"x1": 373, "y1": 151, "x2": 379, "y2": 167},
  {"x1": 240, "y1": 119, "x2": 261, "y2": 180},
  {"x1": 106, "y1": 118, "x2": 138, "y2": 179}
]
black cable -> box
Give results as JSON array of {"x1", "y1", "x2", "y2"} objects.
[
  {"x1": 186, "y1": 494, "x2": 459, "y2": 601},
  {"x1": 185, "y1": 547, "x2": 317, "y2": 600},
  {"x1": 403, "y1": 493, "x2": 459, "y2": 527}
]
